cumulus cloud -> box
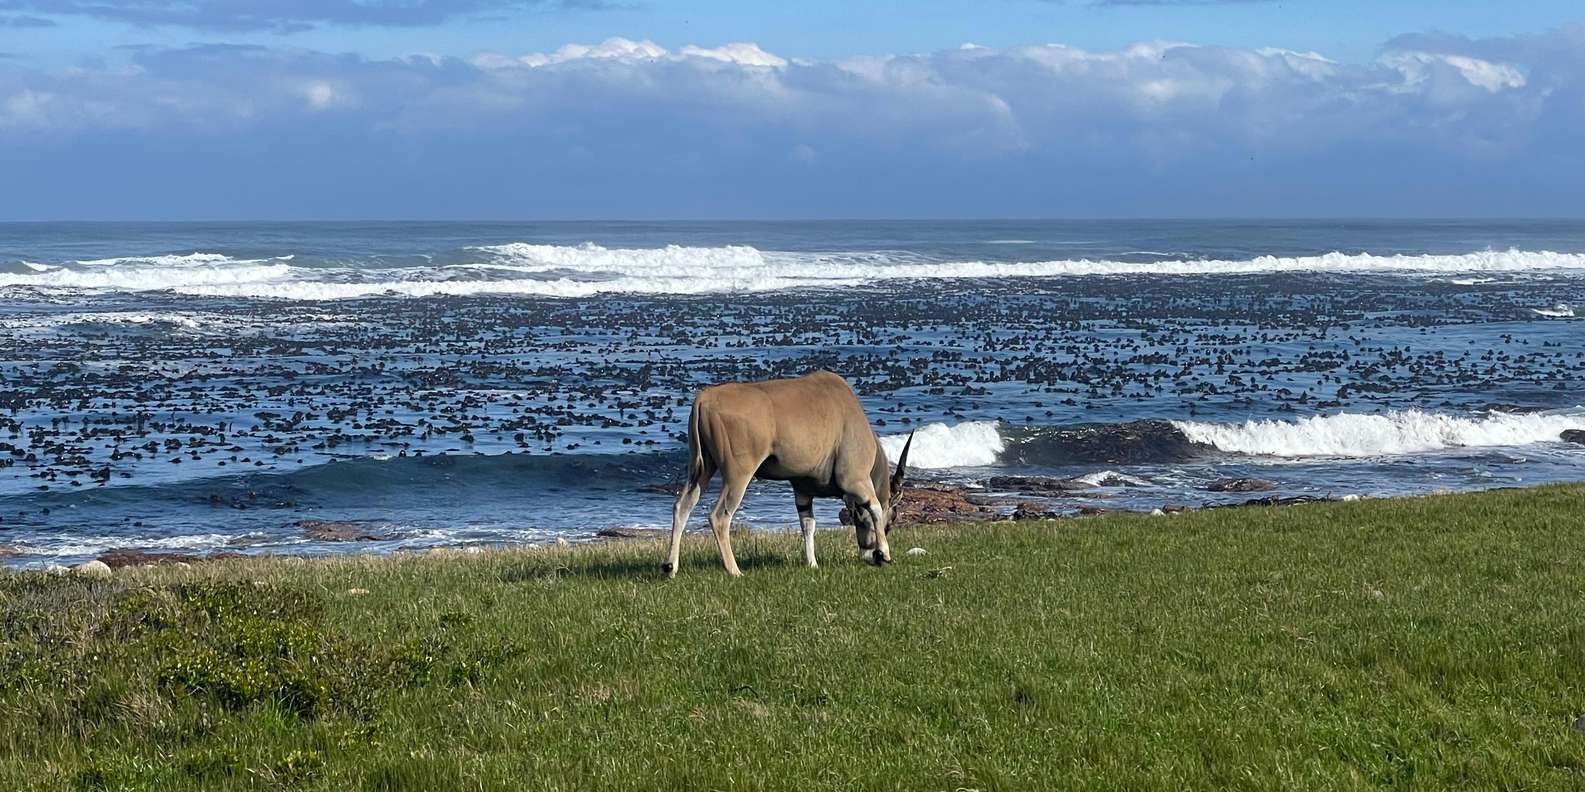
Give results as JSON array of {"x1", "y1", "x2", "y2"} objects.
[
  {"x1": 1, "y1": 30, "x2": 1581, "y2": 218},
  {"x1": 0, "y1": 0, "x2": 605, "y2": 33}
]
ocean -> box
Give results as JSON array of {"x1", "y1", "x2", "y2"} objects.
[{"x1": 1, "y1": 219, "x2": 1582, "y2": 566}]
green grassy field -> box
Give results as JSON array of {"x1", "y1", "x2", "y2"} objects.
[{"x1": 3, "y1": 485, "x2": 1585, "y2": 791}]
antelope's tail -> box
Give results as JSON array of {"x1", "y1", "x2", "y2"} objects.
[{"x1": 686, "y1": 396, "x2": 707, "y2": 484}]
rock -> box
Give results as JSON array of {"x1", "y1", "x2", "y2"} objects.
[
  {"x1": 0, "y1": 544, "x2": 23, "y2": 558},
  {"x1": 1161, "y1": 504, "x2": 1190, "y2": 514},
  {"x1": 1209, "y1": 495, "x2": 1327, "y2": 509},
  {"x1": 906, "y1": 547, "x2": 927, "y2": 556},
  {"x1": 595, "y1": 527, "x2": 666, "y2": 540},
  {"x1": 1573, "y1": 713, "x2": 1585, "y2": 734},
  {"x1": 1207, "y1": 477, "x2": 1277, "y2": 493},
  {"x1": 1149, "y1": 508, "x2": 1166, "y2": 516},
  {"x1": 998, "y1": 420, "x2": 1201, "y2": 465},
  {"x1": 297, "y1": 519, "x2": 380, "y2": 542},
  {"x1": 1009, "y1": 501, "x2": 1060, "y2": 521},
  {"x1": 71, "y1": 560, "x2": 113, "y2": 580},
  {"x1": 346, "y1": 588, "x2": 370, "y2": 596},
  {"x1": 98, "y1": 548, "x2": 242, "y2": 569},
  {"x1": 554, "y1": 537, "x2": 570, "y2": 547},
  {"x1": 983, "y1": 475, "x2": 1091, "y2": 495},
  {"x1": 1340, "y1": 494, "x2": 1361, "y2": 502},
  {"x1": 840, "y1": 484, "x2": 998, "y2": 526},
  {"x1": 1078, "y1": 506, "x2": 1110, "y2": 516},
  {"x1": 1562, "y1": 429, "x2": 1585, "y2": 446},
  {"x1": 963, "y1": 494, "x2": 1006, "y2": 507}
]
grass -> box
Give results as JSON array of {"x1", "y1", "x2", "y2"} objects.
[{"x1": 3, "y1": 485, "x2": 1585, "y2": 790}]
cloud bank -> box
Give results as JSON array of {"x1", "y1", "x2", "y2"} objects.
[{"x1": 2, "y1": 27, "x2": 1583, "y2": 218}]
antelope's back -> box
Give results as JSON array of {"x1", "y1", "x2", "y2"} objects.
[{"x1": 692, "y1": 372, "x2": 872, "y2": 462}]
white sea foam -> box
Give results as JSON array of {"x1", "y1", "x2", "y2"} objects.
[
  {"x1": 0, "y1": 310, "x2": 217, "y2": 334},
  {"x1": 1173, "y1": 409, "x2": 1585, "y2": 459},
  {"x1": 21, "y1": 532, "x2": 238, "y2": 558},
  {"x1": 1533, "y1": 303, "x2": 1576, "y2": 318},
  {"x1": 79, "y1": 312, "x2": 204, "y2": 329},
  {"x1": 0, "y1": 253, "x2": 297, "y2": 293},
  {"x1": 1073, "y1": 470, "x2": 1153, "y2": 487},
  {"x1": 880, "y1": 421, "x2": 1003, "y2": 469},
  {"x1": 74, "y1": 252, "x2": 265, "y2": 267},
  {"x1": 4, "y1": 245, "x2": 1585, "y2": 300}
]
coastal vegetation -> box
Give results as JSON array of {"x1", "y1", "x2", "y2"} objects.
[{"x1": 3, "y1": 485, "x2": 1584, "y2": 790}]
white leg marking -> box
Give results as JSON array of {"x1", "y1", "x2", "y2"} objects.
[
  {"x1": 796, "y1": 492, "x2": 817, "y2": 569},
  {"x1": 801, "y1": 515, "x2": 818, "y2": 568},
  {"x1": 866, "y1": 500, "x2": 891, "y2": 564}
]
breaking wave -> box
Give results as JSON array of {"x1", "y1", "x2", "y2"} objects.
[
  {"x1": 883, "y1": 410, "x2": 1585, "y2": 468},
  {"x1": 1173, "y1": 409, "x2": 1585, "y2": 458},
  {"x1": 880, "y1": 421, "x2": 1003, "y2": 469},
  {"x1": 3, "y1": 245, "x2": 1585, "y2": 300}
]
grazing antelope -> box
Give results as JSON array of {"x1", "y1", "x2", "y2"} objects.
[{"x1": 665, "y1": 371, "x2": 913, "y2": 577}]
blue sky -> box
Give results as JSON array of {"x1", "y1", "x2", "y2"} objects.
[{"x1": 3, "y1": 1, "x2": 1584, "y2": 219}]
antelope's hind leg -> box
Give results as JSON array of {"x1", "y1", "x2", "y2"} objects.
[
  {"x1": 666, "y1": 457, "x2": 714, "y2": 578},
  {"x1": 708, "y1": 473, "x2": 751, "y2": 577}
]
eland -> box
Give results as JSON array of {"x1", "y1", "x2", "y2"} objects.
[{"x1": 664, "y1": 371, "x2": 913, "y2": 577}]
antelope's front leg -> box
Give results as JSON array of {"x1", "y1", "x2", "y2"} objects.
[{"x1": 795, "y1": 491, "x2": 817, "y2": 568}]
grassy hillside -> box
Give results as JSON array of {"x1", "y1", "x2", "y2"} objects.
[{"x1": 4, "y1": 485, "x2": 1585, "y2": 790}]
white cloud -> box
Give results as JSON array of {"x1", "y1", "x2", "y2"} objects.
[
  {"x1": 1386, "y1": 51, "x2": 1527, "y2": 93},
  {"x1": 303, "y1": 80, "x2": 337, "y2": 109},
  {"x1": 678, "y1": 43, "x2": 786, "y2": 69},
  {"x1": 514, "y1": 37, "x2": 668, "y2": 67},
  {"x1": 492, "y1": 37, "x2": 788, "y2": 70}
]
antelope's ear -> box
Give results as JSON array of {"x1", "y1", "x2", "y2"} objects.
[{"x1": 890, "y1": 430, "x2": 914, "y2": 495}]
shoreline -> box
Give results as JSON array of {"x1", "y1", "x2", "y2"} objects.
[{"x1": 4, "y1": 478, "x2": 1577, "y2": 576}]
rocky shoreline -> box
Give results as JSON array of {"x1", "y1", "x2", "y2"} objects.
[{"x1": 3, "y1": 472, "x2": 1393, "y2": 577}]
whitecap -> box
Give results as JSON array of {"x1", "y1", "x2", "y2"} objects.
[
  {"x1": 1173, "y1": 408, "x2": 1585, "y2": 459},
  {"x1": 6, "y1": 244, "x2": 1585, "y2": 301},
  {"x1": 880, "y1": 421, "x2": 1003, "y2": 469}
]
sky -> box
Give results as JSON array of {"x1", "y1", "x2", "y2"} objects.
[{"x1": 2, "y1": 0, "x2": 1584, "y2": 220}]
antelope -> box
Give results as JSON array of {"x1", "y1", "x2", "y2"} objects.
[{"x1": 665, "y1": 371, "x2": 913, "y2": 577}]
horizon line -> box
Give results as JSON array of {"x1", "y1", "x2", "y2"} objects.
[{"x1": 5, "y1": 216, "x2": 1585, "y2": 225}]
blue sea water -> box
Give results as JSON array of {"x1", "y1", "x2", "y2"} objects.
[{"x1": 1, "y1": 220, "x2": 1583, "y2": 565}]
